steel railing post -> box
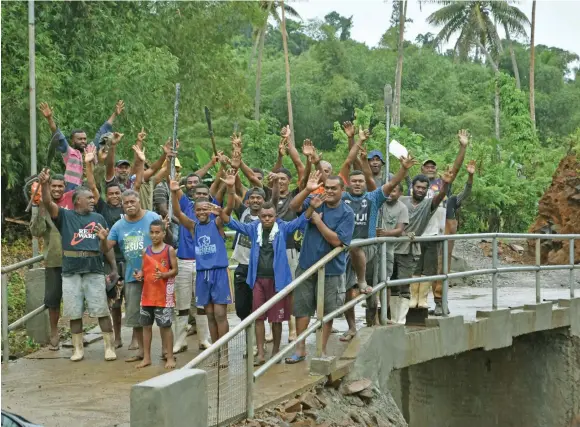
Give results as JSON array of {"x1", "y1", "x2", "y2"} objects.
[
  {"x1": 246, "y1": 323, "x2": 254, "y2": 418},
  {"x1": 379, "y1": 243, "x2": 388, "y2": 325},
  {"x1": 492, "y1": 237, "x2": 498, "y2": 310},
  {"x1": 570, "y1": 239, "x2": 575, "y2": 299},
  {"x1": 535, "y1": 238, "x2": 541, "y2": 303},
  {"x1": 442, "y1": 239, "x2": 449, "y2": 316},
  {"x1": 2, "y1": 273, "x2": 9, "y2": 364},
  {"x1": 316, "y1": 266, "x2": 325, "y2": 358}
]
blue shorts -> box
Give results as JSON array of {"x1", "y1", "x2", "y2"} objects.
[{"x1": 195, "y1": 268, "x2": 232, "y2": 306}]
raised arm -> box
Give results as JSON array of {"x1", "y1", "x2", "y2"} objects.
[
  {"x1": 131, "y1": 144, "x2": 146, "y2": 192},
  {"x1": 456, "y1": 160, "x2": 475, "y2": 206},
  {"x1": 343, "y1": 121, "x2": 365, "y2": 170},
  {"x1": 451, "y1": 129, "x2": 469, "y2": 178},
  {"x1": 339, "y1": 128, "x2": 369, "y2": 179},
  {"x1": 272, "y1": 128, "x2": 289, "y2": 172},
  {"x1": 289, "y1": 170, "x2": 322, "y2": 213},
  {"x1": 39, "y1": 102, "x2": 57, "y2": 134},
  {"x1": 195, "y1": 152, "x2": 219, "y2": 180},
  {"x1": 38, "y1": 168, "x2": 59, "y2": 219},
  {"x1": 219, "y1": 168, "x2": 238, "y2": 223},
  {"x1": 358, "y1": 146, "x2": 377, "y2": 191},
  {"x1": 105, "y1": 132, "x2": 125, "y2": 181},
  {"x1": 299, "y1": 141, "x2": 315, "y2": 191},
  {"x1": 170, "y1": 180, "x2": 196, "y2": 233},
  {"x1": 381, "y1": 155, "x2": 418, "y2": 197},
  {"x1": 84, "y1": 145, "x2": 100, "y2": 200},
  {"x1": 268, "y1": 173, "x2": 281, "y2": 208},
  {"x1": 432, "y1": 167, "x2": 456, "y2": 211},
  {"x1": 210, "y1": 155, "x2": 229, "y2": 198},
  {"x1": 107, "y1": 100, "x2": 125, "y2": 126}
]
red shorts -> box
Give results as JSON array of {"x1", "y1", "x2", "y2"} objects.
[{"x1": 253, "y1": 278, "x2": 291, "y2": 323}]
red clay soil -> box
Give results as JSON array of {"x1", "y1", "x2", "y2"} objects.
[{"x1": 528, "y1": 154, "x2": 580, "y2": 264}]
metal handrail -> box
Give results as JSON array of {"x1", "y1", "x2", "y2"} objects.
[
  {"x1": 183, "y1": 232, "x2": 578, "y2": 420},
  {"x1": 2, "y1": 253, "x2": 46, "y2": 363},
  {"x1": 1, "y1": 254, "x2": 44, "y2": 274}
]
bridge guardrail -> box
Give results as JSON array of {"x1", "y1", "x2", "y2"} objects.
[{"x1": 182, "y1": 233, "x2": 578, "y2": 426}]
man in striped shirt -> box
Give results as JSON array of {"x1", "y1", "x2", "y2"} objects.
[{"x1": 39, "y1": 100, "x2": 124, "y2": 191}]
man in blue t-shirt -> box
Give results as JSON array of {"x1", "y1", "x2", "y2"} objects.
[
  {"x1": 99, "y1": 189, "x2": 169, "y2": 363},
  {"x1": 285, "y1": 172, "x2": 354, "y2": 363},
  {"x1": 337, "y1": 147, "x2": 416, "y2": 341},
  {"x1": 171, "y1": 182, "x2": 215, "y2": 353}
]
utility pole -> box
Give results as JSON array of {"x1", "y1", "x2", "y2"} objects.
[{"x1": 29, "y1": 0, "x2": 39, "y2": 258}]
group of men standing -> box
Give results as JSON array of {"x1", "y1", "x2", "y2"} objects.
[{"x1": 30, "y1": 99, "x2": 474, "y2": 367}]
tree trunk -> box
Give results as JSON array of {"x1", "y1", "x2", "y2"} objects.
[
  {"x1": 280, "y1": 0, "x2": 295, "y2": 145},
  {"x1": 530, "y1": 0, "x2": 537, "y2": 129},
  {"x1": 254, "y1": 26, "x2": 266, "y2": 121},
  {"x1": 477, "y1": 40, "x2": 501, "y2": 140},
  {"x1": 504, "y1": 24, "x2": 521, "y2": 89},
  {"x1": 393, "y1": 0, "x2": 407, "y2": 126}
]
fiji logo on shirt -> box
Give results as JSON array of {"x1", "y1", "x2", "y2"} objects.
[{"x1": 196, "y1": 235, "x2": 216, "y2": 256}]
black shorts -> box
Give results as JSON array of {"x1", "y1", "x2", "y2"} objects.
[
  {"x1": 234, "y1": 264, "x2": 253, "y2": 321},
  {"x1": 140, "y1": 306, "x2": 173, "y2": 328},
  {"x1": 414, "y1": 241, "x2": 440, "y2": 277},
  {"x1": 44, "y1": 267, "x2": 63, "y2": 309}
]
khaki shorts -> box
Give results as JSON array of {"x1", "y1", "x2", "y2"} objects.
[
  {"x1": 62, "y1": 273, "x2": 109, "y2": 320},
  {"x1": 345, "y1": 244, "x2": 378, "y2": 290},
  {"x1": 287, "y1": 248, "x2": 299, "y2": 280},
  {"x1": 125, "y1": 281, "x2": 143, "y2": 328},
  {"x1": 293, "y1": 266, "x2": 345, "y2": 318},
  {"x1": 175, "y1": 259, "x2": 196, "y2": 311}
]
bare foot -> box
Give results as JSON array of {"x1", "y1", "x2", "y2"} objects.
[
  {"x1": 135, "y1": 358, "x2": 152, "y2": 369},
  {"x1": 114, "y1": 340, "x2": 123, "y2": 349},
  {"x1": 165, "y1": 357, "x2": 176, "y2": 369},
  {"x1": 49, "y1": 335, "x2": 60, "y2": 351},
  {"x1": 128, "y1": 341, "x2": 139, "y2": 351}
]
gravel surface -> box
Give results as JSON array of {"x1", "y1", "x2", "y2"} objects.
[{"x1": 451, "y1": 239, "x2": 579, "y2": 289}]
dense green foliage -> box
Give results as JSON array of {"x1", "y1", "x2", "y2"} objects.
[{"x1": 2, "y1": 1, "x2": 579, "y2": 232}]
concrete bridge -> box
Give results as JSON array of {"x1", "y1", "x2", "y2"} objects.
[{"x1": 2, "y1": 286, "x2": 579, "y2": 427}]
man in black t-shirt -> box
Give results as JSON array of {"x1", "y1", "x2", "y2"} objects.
[
  {"x1": 39, "y1": 168, "x2": 117, "y2": 363},
  {"x1": 86, "y1": 148, "x2": 127, "y2": 348}
]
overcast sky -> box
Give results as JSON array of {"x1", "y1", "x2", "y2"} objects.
[{"x1": 290, "y1": 0, "x2": 580, "y2": 56}]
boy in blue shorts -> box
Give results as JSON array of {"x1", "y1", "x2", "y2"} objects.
[{"x1": 170, "y1": 179, "x2": 231, "y2": 352}]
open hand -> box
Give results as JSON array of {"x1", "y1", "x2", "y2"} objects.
[
  {"x1": 458, "y1": 129, "x2": 469, "y2": 147},
  {"x1": 132, "y1": 145, "x2": 146, "y2": 162},
  {"x1": 169, "y1": 180, "x2": 181, "y2": 192},
  {"x1": 358, "y1": 127, "x2": 370, "y2": 143},
  {"x1": 162, "y1": 138, "x2": 179, "y2": 156},
  {"x1": 466, "y1": 160, "x2": 476, "y2": 175},
  {"x1": 400, "y1": 154, "x2": 418, "y2": 170},
  {"x1": 84, "y1": 144, "x2": 96, "y2": 164},
  {"x1": 342, "y1": 121, "x2": 355, "y2": 138},
  {"x1": 94, "y1": 223, "x2": 110, "y2": 241},
  {"x1": 230, "y1": 150, "x2": 241, "y2": 169},
  {"x1": 39, "y1": 102, "x2": 53, "y2": 119},
  {"x1": 98, "y1": 146, "x2": 108, "y2": 163},
  {"x1": 302, "y1": 139, "x2": 315, "y2": 157},
  {"x1": 207, "y1": 203, "x2": 222, "y2": 216},
  {"x1": 220, "y1": 168, "x2": 238, "y2": 188},
  {"x1": 231, "y1": 133, "x2": 242, "y2": 152},
  {"x1": 278, "y1": 138, "x2": 288, "y2": 157},
  {"x1": 309, "y1": 193, "x2": 327, "y2": 209},
  {"x1": 306, "y1": 170, "x2": 322, "y2": 192},
  {"x1": 115, "y1": 100, "x2": 125, "y2": 116},
  {"x1": 280, "y1": 125, "x2": 291, "y2": 140}
]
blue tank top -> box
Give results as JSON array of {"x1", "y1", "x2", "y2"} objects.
[{"x1": 194, "y1": 219, "x2": 229, "y2": 271}]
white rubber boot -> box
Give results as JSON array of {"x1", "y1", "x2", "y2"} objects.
[
  {"x1": 389, "y1": 296, "x2": 400, "y2": 325},
  {"x1": 196, "y1": 314, "x2": 212, "y2": 350},
  {"x1": 70, "y1": 333, "x2": 84, "y2": 362},
  {"x1": 172, "y1": 315, "x2": 189, "y2": 354},
  {"x1": 409, "y1": 283, "x2": 419, "y2": 308},
  {"x1": 102, "y1": 332, "x2": 117, "y2": 361},
  {"x1": 397, "y1": 298, "x2": 410, "y2": 325},
  {"x1": 418, "y1": 283, "x2": 430, "y2": 308}
]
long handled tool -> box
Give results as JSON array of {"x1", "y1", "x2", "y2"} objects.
[
  {"x1": 204, "y1": 106, "x2": 218, "y2": 157},
  {"x1": 167, "y1": 83, "x2": 181, "y2": 220},
  {"x1": 25, "y1": 132, "x2": 60, "y2": 212}
]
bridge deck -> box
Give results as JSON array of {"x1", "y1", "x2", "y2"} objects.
[{"x1": 1, "y1": 287, "x2": 573, "y2": 427}]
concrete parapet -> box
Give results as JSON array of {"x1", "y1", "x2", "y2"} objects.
[
  {"x1": 25, "y1": 268, "x2": 49, "y2": 345},
  {"x1": 523, "y1": 302, "x2": 553, "y2": 331},
  {"x1": 558, "y1": 297, "x2": 580, "y2": 337},
  {"x1": 130, "y1": 368, "x2": 208, "y2": 427},
  {"x1": 475, "y1": 308, "x2": 512, "y2": 350}
]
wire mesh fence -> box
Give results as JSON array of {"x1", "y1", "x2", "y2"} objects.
[{"x1": 196, "y1": 330, "x2": 248, "y2": 426}]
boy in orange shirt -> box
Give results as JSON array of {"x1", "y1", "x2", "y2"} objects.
[{"x1": 133, "y1": 219, "x2": 178, "y2": 369}]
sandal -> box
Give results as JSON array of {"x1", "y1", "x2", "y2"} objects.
[
  {"x1": 285, "y1": 353, "x2": 307, "y2": 364},
  {"x1": 339, "y1": 331, "x2": 357, "y2": 342},
  {"x1": 125, "y1": 355, "x2": 144, "y2": 363},
  {"x1": 253, "y1": 358, "x2": 266, "y2": 367},
  {"x1": 358, "y1": 284, "x2": 373, "y2": 294}
]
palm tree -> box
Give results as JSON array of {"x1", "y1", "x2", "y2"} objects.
[
  {"x1": 280, "y1": 0, "x2": 295, "y2": 144},
  {"x1": 427, "y1": 0, "x2": 529, "y2": 139},
  {"x1": 251, "y1": 1, "x2": 300, "y2": 122},
  {"x1": 393, "y1": 0, "x2": 407, "y2": 127},
  {"x1": 529, "y1": 0, "x2": 536, "y2": 129}
]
